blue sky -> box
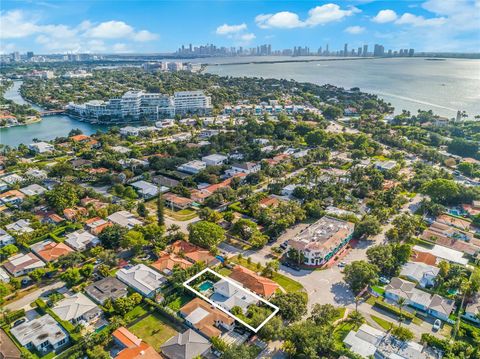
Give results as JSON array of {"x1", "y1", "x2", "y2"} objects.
[{"x1": 1, "y1": 0, "x2": 479, "y2": 54}]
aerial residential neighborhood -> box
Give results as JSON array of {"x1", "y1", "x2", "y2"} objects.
[{"x1": 0, "y1": 45, "x2": 479, "y2": 359}]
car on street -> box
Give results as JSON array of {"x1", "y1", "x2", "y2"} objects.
[
  {"x1": 379, "y1": 276, "x2": 390, "y2": 284},
  {"x1": 433, "y1": 319, "x2": 441, "y2": 331},
  {"x1": 337, "y1": 261, "x2": 346, "y2": 268}
]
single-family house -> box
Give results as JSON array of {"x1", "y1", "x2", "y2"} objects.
[
  {"x1": 0, "y1": 267, "x2": 10, "y2": 282},
  {"x1": 179, "y1": 298, "x2": 235, "y2": 338},
  {"x1": 52, "y1": 293, "x2": 102, "y2": 324},
  {"x1": 107, "y1": 211, "x2": 143, "y2": 229},
  {"x1": 112, "y1": 326, "x2": 162, "y2": 359},
  {"x1": 3, "y1": 252, "x2": 45, "y2": 277},
  {"x1": 374, "y1": 160, "x2": 397, "y2": 172},
  {"x1": 400, "y1": 262, "x2": 439, "y2": 288},
  {"x1": 28, "y1": 142, "x2": 54, "y2": 154},
  {"x1": 116, "y1": 264, "x2": 166, "y2": 298},
  {"x1": 84, "y1": 277, "x2": 129, "y2": 305},
  {"x1": 130, "y1": 180, "x2": 159, "y2": 199},
  {"x1": 161, "y1": 329, "x2": 211, "y2": 359},
  {"x1": 170, "y1": 240, "x2": 218, "y2": 266},
  {"x1": 463, "y1": 294, "x2": 480, "y2": 324},
  {"x1": 10, "y1": 315, "x2": 69, "y2": 354},
  {"x1": 211, "y1": 279, "x2": 257, "y2": 312},
  {"x1": 30, "y1": 240, "x2": 74, "y2": 262},
  {"x1": 385, "y1": 277, "x2": 455, "y2": 321},
  {"x1": 19, "y1": 184, "x2": 47, "y2": 196},
  {"x1": 151, "y1": 252, "x2": 192, "y2": 275},
  {"x1": 65, "y1": 230, "x2": 100, "y2": 251},
  {"x1": 225, "y1": 162, "x2": 260, "y2": 177},
  {"x1": 0, "y1": 190, "x2": 26, "y2": 205},
  {"x1": 163, "y1": 193, "x2": 194, "y2": 210},
  {"x1": 202, "y1": 154, "x2": 228, "y2": 166},
  {"x1": 177, "y1": 160, "x2": 207, "y2": 174},
  {"x1": 229, "y1": 265, "x2": 279, "y2": 298},
  {"x1": 0, "y1": 229, "x2": 15, "y2": 247}
]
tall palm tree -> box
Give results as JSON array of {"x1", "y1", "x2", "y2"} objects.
[
  {"x1": 347, "y1": 310, "x2": 365, "y2": 330},
  {"x1": 397, "y1": 297, "x2": 407, "y2": 327}
]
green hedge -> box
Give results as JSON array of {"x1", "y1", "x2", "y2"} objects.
[
  {"x1": 373, "y1": 299, "x2": 415, "y2": 321},
  {"x1": 4, "y1": 309, "x2": 25, "y2": 324}
]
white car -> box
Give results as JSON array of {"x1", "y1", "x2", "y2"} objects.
[{"x1": 433, "y1": 319, "x2": 441, "y2": 331}]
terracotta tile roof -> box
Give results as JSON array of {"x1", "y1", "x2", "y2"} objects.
[
  {"x1": 70, "y1": 134, "x2": 90, "y2": 142},
  {"x1": 412, "y1": 250, "x2": 438, "y2": 266},
  {"x1": 113, "y1": 327, "x2": 142, "y2": 348},
  {"x1": 229, "y1": 265, "x2": 279, "y2": 298},
  {"x1": 204, "y1": 173, "x2": 246, "y2": 194},
  {"x1": 151, "y1": 252, "x2": 192, "y2": 272},
  {"x1": 163, "y1": 193, "x2": 194, "y2": 206},
  {"x1": 33, "y1": 241, "x2": 74, "y2": 262},
  {"x1": 258, "y1": 196, "x2": 280, "y2": 208},
  {"x1": 0, "y1": 190, "x2": 25, "y2": 200},
  {"x1": 170, "y1": 240, "x2": 216, "y2": 265},
  {"x1": 112, "y1": 327, "x2": 162, "y2": 359},
  {"x1": 436, "y1": 214, "x2": 471, "y2": 231},
  {"x1": 180, "y1": 297, "x2": 234, "y2": 338}
]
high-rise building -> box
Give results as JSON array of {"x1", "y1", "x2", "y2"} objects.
[
  {"x1": 408, "y1": 49, "x2": 415, "y2": 57},
  {"x1": 362, "y1": 45, "x2": 368, "y2": 57},
  {"x1": 26, "y1": 51, "x2": 34, "y2": 59},
  {"x1": 373, "y1": 44, "x2": 385, "y2": 57},
  {"x1": 357, "y1": 47, "x2": 362, "y2": 57},
  {"x1": 344, "y1": 43, "x2": 348, "y2": 57}
]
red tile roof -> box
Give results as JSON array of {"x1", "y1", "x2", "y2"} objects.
[{"x1": 230, "y1": 265, "x2": 279, "y2": 297}]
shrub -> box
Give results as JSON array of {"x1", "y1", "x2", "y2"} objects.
[{"x1": 373, "y1": 299, "x2": 415, "y2": 320}]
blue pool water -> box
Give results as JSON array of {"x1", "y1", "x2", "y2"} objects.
[{"x1": 199, "y1": 280, "x2": 214, "y2": 292}]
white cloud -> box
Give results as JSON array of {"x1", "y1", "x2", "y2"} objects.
[
  {"x1": 372, "y1": 9, "x2": 398, "y2": 23},
  {"x1": 0, "y1": 9, "x2": 158, "y2": 53},
  {"x1": 344, "y1": 25, "x2": 365, "y2": 34},
  {"x1": 255, "y1": 3, "x2": 358, "y2": 29},
  {"x1": 216, "y1": 23, "x2": 247, "y2": 35},
  {"x1": 395, "y1": 13, "x2": 446, "y2": 26},
  {"x1": 305, "y1": 4, "x2": 359, "y2": 26},
  {"x1": 255, "y1": 12, "x2": 304, "y2": 29},
  {"x1": 216, "y1": 22, "x2": 255, "y2": 45}
]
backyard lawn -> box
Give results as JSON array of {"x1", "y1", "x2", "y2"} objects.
[{"x1": 128, "y1": 312, "x2": 179, "y2": 351}]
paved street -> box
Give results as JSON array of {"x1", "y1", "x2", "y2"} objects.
[{"x1": 4, "y1": 281, "x2": 66, "y2": 311}]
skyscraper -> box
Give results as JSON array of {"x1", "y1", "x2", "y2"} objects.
[
  {"x1": 344, "y1": 43, "x2": 348, "y2": 57},
  {"x1": 362, "y1": 45, "x2": 368, "y2": 57},
  {"x1": 357, "y1": 47, "x2": 362, "y2": 57}
]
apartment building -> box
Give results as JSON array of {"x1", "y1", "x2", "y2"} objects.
[{"x1": 174, "y1": 90, "x2": 212, "y2": 115}]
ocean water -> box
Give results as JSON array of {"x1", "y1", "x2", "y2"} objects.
[
  {"x1": 206, "y1": 57, "x2": 480, "y2": 119},
  {"x1": 2, "y1": 57, "x2": 479, "y2": 147}
]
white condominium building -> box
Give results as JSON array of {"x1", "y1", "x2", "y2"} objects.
[
  {"x1": 68, "y1": 90, "x2": 208, "y2": 122},
  {"x1": 174, "y1": 90, "x2": 212, "y2": 115}
]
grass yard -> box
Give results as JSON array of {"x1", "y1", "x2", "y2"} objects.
[
  {"x1": 124, "y1": 304, "x2": 150, "y2": 323},
  {"x1": 216, "y1": 267, "x2": 233, "y2": 277},
  {"x1": 370, "y1": 314, "x2": 394, "y2": 330},
  {"x1": 128, "y1": 312, "x2": 179, "y2": 351},
  {"x1": 333, "y1": 322, "x2": 354, "y2": 350},
  {"x1": 165, "y1": 208, "x2": 198, "y2": 221},
  {"x1": 166, "y1": 293, "x2": 194, "y2": 311},
  {"x1": 232, "y1": 257, "x2": 305, "y2": 293}
]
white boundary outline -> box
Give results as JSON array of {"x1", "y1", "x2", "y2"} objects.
[{"x1": 183, "y1": 267, "x2": 279, "y2": 333}]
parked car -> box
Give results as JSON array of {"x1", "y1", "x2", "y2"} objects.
[
  {"x1": 337, "y1": 261, "x2": 347, "y2": 268},
  {"x1": 379, "y1": 276, "x2": 390, "y2": 285},
  {"x1": 280, "y1": 241, "x2": 288, "y2": 250},
  {"x1": 433, "y1": 319, "x2": 441, "y2": 331}
]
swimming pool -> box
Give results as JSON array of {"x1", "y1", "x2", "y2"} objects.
[{"x1": 199, "y1": 280, "x2": 214, "y2": 292}]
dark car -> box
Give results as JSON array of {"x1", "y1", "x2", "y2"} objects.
[{"x1": 12, "y1": 318, "x2": 26, "y2": 327}]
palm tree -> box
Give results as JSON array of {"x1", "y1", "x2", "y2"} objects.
[
  {"x1": 396, "y1": 297, "x2": 407, "y2": 327},
  {"x1": 347, "y1": 310, "x2": 365, "y2": 329}
]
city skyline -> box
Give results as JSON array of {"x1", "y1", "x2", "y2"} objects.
[{"x1": 1, "y1": 0, "x2": 479, "y2": 54}]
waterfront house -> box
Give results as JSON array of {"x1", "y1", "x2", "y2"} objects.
[
  {"x1": 10, "y1": 315, "x2": 69, "y2": 354},
  {"x1": 28, "y1": 142, "x2": 54, "y2": 154}
]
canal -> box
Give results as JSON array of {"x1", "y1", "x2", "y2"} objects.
[{"x1": 0, "y1": 81, "x2": 108, "y2": 147}]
